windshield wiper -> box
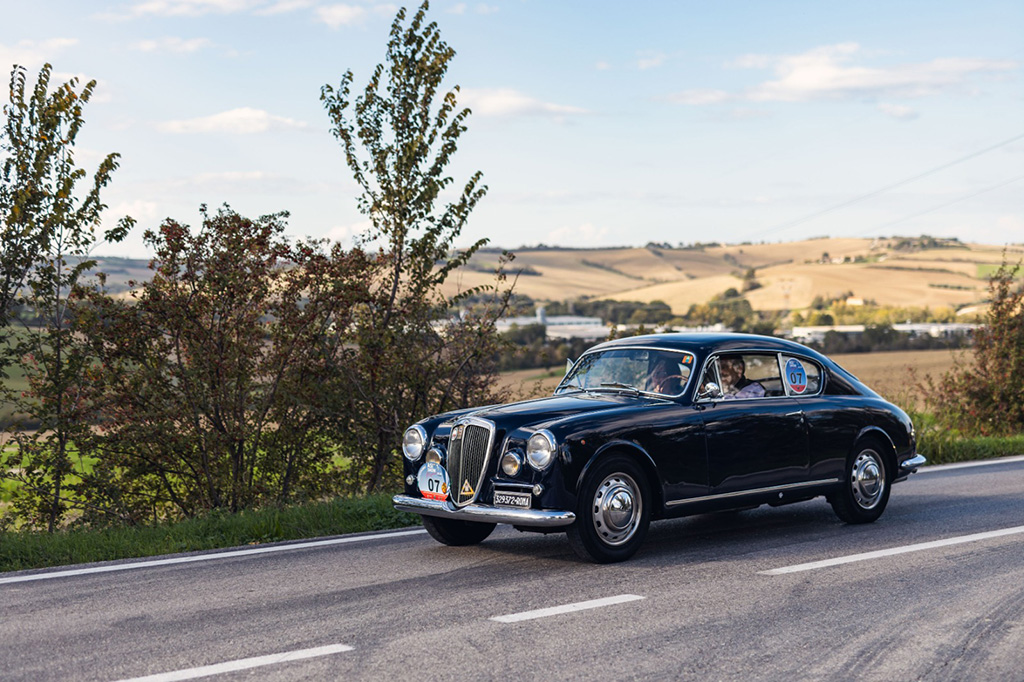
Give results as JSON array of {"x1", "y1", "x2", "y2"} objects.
[{"x1": 597, "y1": 382, "x2": 640, "y2": 396}]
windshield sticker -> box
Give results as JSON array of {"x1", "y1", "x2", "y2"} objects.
[{"x1": 786, "y1": 358, "x2": 807, "y2": 394}]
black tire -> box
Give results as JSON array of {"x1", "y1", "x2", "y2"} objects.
[
  {"x1": 421, "y1": 515, "x2": 496, "y2": 546},
  {"x1": 829, "y1": 438, "x2": 891, "y2": 524},
  {"x1": 567, "y1": 454, "x2": 651, "y2": 563}
]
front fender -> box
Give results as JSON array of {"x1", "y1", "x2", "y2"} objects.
[{"x1": 576, "y1": 439, "x2": 665, "y2": 516}]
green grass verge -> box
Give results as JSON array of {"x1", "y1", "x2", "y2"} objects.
[
  {"x1": 0, "y1": 493, "x2": 421, "y2": 573},
  {"x1": 919, "y1": 432, "x2": 1024, "y2": 465}
]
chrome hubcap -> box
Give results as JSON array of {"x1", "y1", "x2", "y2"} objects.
[
  {"x1": 851, "y1": 449, "x2": 885, "y2": 509},
  {"x1": 591, "y1": 473, "x2": 642, "y2": 546}
]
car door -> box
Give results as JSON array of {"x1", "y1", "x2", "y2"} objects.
[{"x1": 697, "y1": 352, "x2": 810, "y2": 497}]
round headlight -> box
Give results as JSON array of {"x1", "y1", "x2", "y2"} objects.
[
  {"x1": 501, "y1": 451, "x2": 523, "y2": 477},
  {"x1": 526, "y1": 430, "x2": 557, "y2": 470},
  {"x1": 402, "y1": 425, "x2": 427, "y2": 461},
  {"x1": 425, "y1": 447, "x2": 443, "y2": 464}
]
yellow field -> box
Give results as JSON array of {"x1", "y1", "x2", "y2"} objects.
[
  {"x1": 445, "y1": 238, "x2": 1011, "y2": 314},
  {"x1": 499, "y1": 348, "x2": 960, "y2": 406}
]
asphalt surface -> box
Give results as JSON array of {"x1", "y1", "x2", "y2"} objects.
[{"x1": 2, "y1": 457, "x2": 1024, "y2": 681}]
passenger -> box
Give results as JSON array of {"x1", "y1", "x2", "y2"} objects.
[{"x1": 719, "y1": 356, "x2": 765, "y2": 399}]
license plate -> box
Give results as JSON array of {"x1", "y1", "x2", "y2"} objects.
[{"x1": 493, "y1": 490, "x2": 531, "y2": 509}]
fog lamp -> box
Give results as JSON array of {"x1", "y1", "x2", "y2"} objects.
[{"x1": 501, "y1": 451, "x2": 523, "y2": 476}]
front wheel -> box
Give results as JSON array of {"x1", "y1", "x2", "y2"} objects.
[
  {"x1": 567, "y1": 455, "x2": 651, "y2": 563},
  {"x1": 421, "y1": 515, "x2": 496, "y2": 546},
  {"x1": 829, "y1": 440, "x2": 891, "y2": 524}
]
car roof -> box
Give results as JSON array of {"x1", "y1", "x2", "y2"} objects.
[{"x1": 591, "y1": 332, "x2": 828, "y2": 360}]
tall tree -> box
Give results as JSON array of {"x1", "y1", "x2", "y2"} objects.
[
  {"x1": 0, "y1": 64, "x2": 131, "y2": 531},
  {"x1": 321, "y1": 1, "x2": 514, "y2": 493}
]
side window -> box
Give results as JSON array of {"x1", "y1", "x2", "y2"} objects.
[
  {"x1": 781, "y1": 356, "x2": 822, "y2": 396},
  {"x1": 714, "y1": 353, "x2": 780, "y2": 399}
]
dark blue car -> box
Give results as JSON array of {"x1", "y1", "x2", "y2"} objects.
[{"x1": 394, "y1": 333, "x2": 925, "y2": 563}]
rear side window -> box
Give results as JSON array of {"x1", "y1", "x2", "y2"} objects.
[{"x1": 780, "y1": 356, "x2": 822, "y2": 396}]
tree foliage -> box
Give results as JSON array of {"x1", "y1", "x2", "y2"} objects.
[
  {"x1": 928, "y1": 259, "x2": 1024, "y2": 436},
  {"x1": 73, "y1": 207, "x2": 371, "y2": 520},
  {"x1": 0, "y1": 64, "x2": 131, "y2": 531},
  {"x1": 321, "y1": 1, "x2": 513, "y2": 493}
]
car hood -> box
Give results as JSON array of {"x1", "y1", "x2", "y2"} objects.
[{"x1": 465, "y1": 391, "x2": 660, "y2": 432}]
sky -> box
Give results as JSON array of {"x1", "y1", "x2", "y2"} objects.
[{"x1": 3, "y1": 0, "x2": 1023, "y2": 258}]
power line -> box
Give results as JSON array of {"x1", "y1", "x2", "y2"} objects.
[
  {"x1": 869, "y1": 174, "x2": 1024, "y2": 234},
  {"x1": 755, "y1": 131, "x2": 1024, "y2": 239}
]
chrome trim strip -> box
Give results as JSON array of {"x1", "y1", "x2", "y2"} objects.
[
  {"x1": 666, "y1": 478, "x2": 842, "y2": 507},
  {"x1": 492, "y1": 482, "x2": 535, "y2": 491},
  {"x1": 393, "y1": 495, "x2": 576, "y2": 527}
]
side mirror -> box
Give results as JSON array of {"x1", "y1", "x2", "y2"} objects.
[
  {"x1": 565, "y1": 358, "x2": 574, "y2": 376},
  {"x1": 698, "y1": 382, "x2": 722, "y2": 400}
]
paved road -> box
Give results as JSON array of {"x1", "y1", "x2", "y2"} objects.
[{"x1": 2, "y1": 457, "x2": 1024, "y2": 681}]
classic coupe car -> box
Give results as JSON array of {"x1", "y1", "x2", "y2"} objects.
[{"x1": 393, "y1": 333, "x2": 926, "y2": 563}]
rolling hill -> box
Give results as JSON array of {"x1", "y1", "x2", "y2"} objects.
[{"x1": 442, "y1": 237, "x2": 1020, "y2": 314}]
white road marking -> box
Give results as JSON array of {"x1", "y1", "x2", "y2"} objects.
[
  {"x1": 761, "y1": 524, "x2": 1024, "y2": 575},
  {"x1": 113, "y1": 643, "x2": 353, "y2": 682},
  {"x1": 916, "y1": 454, "x2": 1024, "y2": 473},
  {"x1": 0, "y1": 529, "x2": 427, "y2": 586},
  {"x1": 490, "y1": 594, "x2": 645, "y2": 623}
]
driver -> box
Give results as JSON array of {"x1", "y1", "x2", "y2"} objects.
[{"x1": 646, "y1": 356, "x2": 682, "y2": 394}]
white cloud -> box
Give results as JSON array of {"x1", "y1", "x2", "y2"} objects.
[
  {"x1": 475, "y1": 4, "x2": 499, "y2": 14},
  {"x1": 316, "y1": 4, "x2": 366, "y2": 27},
  {"x1": 0, "y1": 38, "x2": 78, "y2": 70},
  {"x1": 745, "y1": 43, "x2": 1018, "y2": 102},
  {"x1": 547, "y1": 222, "x2": 610, "y2": 245},
  {"x1": 254, "y1": 0, "x2": 314, "y2": 15},
  {"x1": 112, "y1": 199, "x2": 161, "y2": 223},
  {"x1": 665, "y1": 89, "x2": 731, "y2": 105},
  {"x1": 327, "y1": 220, "x2": 374, "y2": 243},
  {"x1": 674, "y1": 43, "x2": 1019, "y2": 106},
  {"x1": 157, "y1": 107, "x2": 309, "y2": 133},
  {"x1": 447, "y1": 3, "x2": 467, "y2": 15},
  {"x1": 459, "y1": 88, "x2": 587, "y2": 118},
  {"x1": 637, "y1": 51, "x2": 667, "y2": 70},
  {"x1": 878, "y1": 103, "x2": 919, "y2": 120},
  {"x1": 130, "y1": 37, "x2": 213, "y2": 53},
  {"x1": 116, "y1": 0, "x2": 264, "y2": 17},
  {"x1": 315, "y1": 2, "x2": 396, "y2": 28},
  {"x1": 595, "y1": 61, "x2": 611, "y2": 71}
]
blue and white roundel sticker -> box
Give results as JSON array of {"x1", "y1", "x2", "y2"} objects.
[
  {"x1": 785, "y1": 358, "x2": 807, "y2": 394},
  {"x1": 417, "y1": 461, "x2": 450, "y2": 501}
]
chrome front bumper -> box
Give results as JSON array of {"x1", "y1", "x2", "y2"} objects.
[
  {"x1": 393, "y1": 494, "x2": 576, "y2": 528},
  {"x1": 894, "y1": 453, "x2": 927, "y2": 482}
]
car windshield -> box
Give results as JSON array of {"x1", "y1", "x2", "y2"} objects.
[{"x1": 556, "y1": 348, "x2": 696, "y2": 397}]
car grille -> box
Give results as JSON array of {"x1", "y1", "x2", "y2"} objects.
[{"x1": 447, "y1": 419, "x2": 495, "y2": 507}]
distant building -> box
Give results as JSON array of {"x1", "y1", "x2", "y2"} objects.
[
  {"x1": 790, "y1": 323, "x2": 978, "y2": 345},
  {"x1": 496, "y1": 307, "x2": 608, "y2": 341}
]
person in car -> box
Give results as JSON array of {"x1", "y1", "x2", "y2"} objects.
[
  {"x1": 646, "y1": 357, "x2": 683, "y2": 394},
  {"x1": 719, "y1": 355, "x2": 765, "y2": 399}
]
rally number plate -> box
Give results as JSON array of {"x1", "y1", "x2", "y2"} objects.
[
  {"x1": 417, "y1": 462, "x2": 450, "y2": 501},
  {"x1": 493, "y1": 490, "x2": 531, "y2": 509}
]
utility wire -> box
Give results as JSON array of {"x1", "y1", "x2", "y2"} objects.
[
  {"x1": 756, "y1": 131, "x2": 1024, "y2": 239},
  {"x1": 869, "y1": 174, "x2": 1024, "y2": 234}
]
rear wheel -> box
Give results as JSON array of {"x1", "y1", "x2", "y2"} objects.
[
  {"x1": 421, "y1": 516, "x2": 496, "y2": 546},
  {"x1": 567, "y1": 454, "x2": 651, "y2": 563},
  {"x1": 829, "y1": 439, "x2": 891, "y2": 524}
]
